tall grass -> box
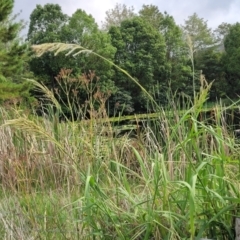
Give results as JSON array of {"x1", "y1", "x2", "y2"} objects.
[{"x1": 0, "y1": 43, "x2": 239, "y2": 239}]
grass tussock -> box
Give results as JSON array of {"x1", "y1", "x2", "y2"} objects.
[{"x1": 0, "y1": 43, "x2": 239, "y2": 239}]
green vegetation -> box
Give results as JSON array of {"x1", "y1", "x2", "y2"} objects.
[
  {"x1": 1, "y1": 1, "x2": 240, "y2": 239},
  {"x1": 0, "y1": 0, "x2": 33, "y2": 106},
  {"x1": 0, "y1": 42, "x2": 239, "y2": 239},
  {"x1": 222, "y1": 23, "x2": 240, "y2": 97},
  {"x1": 24, "y1": 3, "x2": 240, "y2": 115},
  {"x1": 27, "y1": 4, "x2": 116, "y2": 117}
]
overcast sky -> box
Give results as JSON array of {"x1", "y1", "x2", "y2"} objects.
[{"x1": 14, "y1": 0, "x2": 240, "y2": 36}]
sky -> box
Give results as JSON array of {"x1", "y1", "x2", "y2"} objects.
[{"x1": 13, "y1": 0, "x2": 240, "y2": 36}]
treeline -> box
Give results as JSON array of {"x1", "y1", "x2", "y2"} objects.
[{"x1": 1, "y1": 1, "x2": 240, "y2": 116}]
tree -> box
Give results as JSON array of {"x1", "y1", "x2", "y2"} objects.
[
  {"x1": 109, "y1": 17, "x2": 167, "y2": 113},
  {"x1": 62, "y1": 9, "x2": 98, "y2": 45},
  {"x1": 0, "y1": 0, "x2": 27, "y2": 80},
  {"x1": 214, "y1": 22, "x2": 232, "y2": 43},
  {"x1": 222, "y1": 23, "x2": 240, "y2": 97},
  {"x1": 182, "y1": 13, "x2": 215, "y2": 55},
  {"x1": 0, "y1": 0, "x2": 33, "y2": 105},
  {"x1": 27, "y1": 4, "x2": 68, "y2": 44},
  {"x1": 139, "y1": 4, "x2": 163, "y2": 30},
  {"x1": 102, "y1": 3, "x2": 136, "y2": 30},
  {"x1": 139, "y1": 5, "x2": 191, "y2": 96},
  {"x1": 139, "y1": 6, "x2": 184, "y2": 60}
]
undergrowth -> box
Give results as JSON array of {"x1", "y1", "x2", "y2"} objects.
[{"x1": 0, "y1": 43, "x2": 239, "y2": 239}]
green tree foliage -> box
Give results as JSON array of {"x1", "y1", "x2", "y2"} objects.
[
  {"x1": 193, "y1": 23, "x2": 229, "y2": 100},
  {"x1": 139, "y1": 5, "x2": 191, "y2": 96},
  {"x1": 182, "y1": 13, "x2": 215, "y2": 55},
  {"x1": 195, "y1": 49, "x2": 226, "y2": 99},
  {"x1": 139, "y1": 4, "x2": 163, "y2": 30},
  {"x1": 27, "y1": 4, "x2": 69, "y2": 89},
  {"x1": 222, "y1": 23, "x2": 240, "y2": 97},
  {"x1": 102, "y1": 3, "x2": 136, "y2": 31},
  {"x1": 214, "y1": 22, "x2": 232, "y2": 43},
  {"x1": 27, "y1": 4, "x2": 68, "y2": 44},
  {"x1": 0, "y1": 0, "x2": 27, "y2": 80},
  {"x1": 26, "y1": 3, "x2": 239, "y2": 113},
  {"x1": 28, "y1": 4, "x2": 116, "y2": 117},
  {"x1": 0, "y1": 0, "x2": 33, "y2": 105},
  {"x1": 62, "y1": 9, "x2": 98, "y2": 45},
  {"x1": 28, "y1": 4, "x2": 116, "y2": 91},
  {"x1": 62, "y1": 9, "x2": 116, "y2": 92},
  {"x1": 109, "y1": 16, "x2": 167, "y2": 113}
]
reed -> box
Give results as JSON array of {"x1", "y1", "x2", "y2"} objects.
[{"x1": 0, "y1": 43, "x2": 239, "y2": 239}]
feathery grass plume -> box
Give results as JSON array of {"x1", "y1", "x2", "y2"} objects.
[
  {"x1": 2, "y1": 117, "x2": 52, "y2": 141},
  {"x1": 26, "y1": 78, "x2": 61, "y2": 111},
  {"x1": 193, "y1": 72, "x2": 213, "y2": 116}
]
